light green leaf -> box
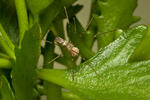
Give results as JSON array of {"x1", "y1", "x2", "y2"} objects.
[
  {"x1": 38, "y1": 25, "x2": 150, "y2": 100},
  {"x1": 62, "y1": 91, "x2": 81, "y2": 100},
  {"x1": 130, "y1": 25, "x2": 150, "y2": 61},
  {"x1": 0, "y1": 58, "x2": 11, "y2": 69}
]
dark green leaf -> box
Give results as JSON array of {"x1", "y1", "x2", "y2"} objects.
[
  {"x1": 39, "y1": 0, "x2": 76, "y2": 37},
  {"x1": 0, "y1": 0, "x2": 19, "y2": 45}
]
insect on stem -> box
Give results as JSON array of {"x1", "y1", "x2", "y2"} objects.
[{"x1": 55, "y1": 37, "x2": 79, "y2": 57}]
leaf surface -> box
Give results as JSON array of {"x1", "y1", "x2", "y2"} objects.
[
  {"x1": 0, "y1": 75, "x2": 15, "y2": 100},
  {"x1": 38, "y1": 25, "x2": 150, "y2": 100},
  {"x1": 12, "y1": 24, "x2": 41, "y2": 100},
  {"x1": 95, "y1": 0, "x2": 140, "y2": 49}
]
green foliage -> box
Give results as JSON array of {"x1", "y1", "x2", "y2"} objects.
[
  {"x1": 0, "y1": 0, "x2": 19, "y2": 45},
  {"x1": 95, "y1": 0, "x2": 140, "y2": 49},
  {"x1": 0, "y1": 0, "x2": 150, "y2": 100},
  {"x1": 38, "y1": 25, "x2": 150, "y2": 100},
  {"x1": 0, "y1": 75, "x2": 15, "y2": 100}
]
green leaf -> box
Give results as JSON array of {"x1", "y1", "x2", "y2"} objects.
[
  {"x1": 27, "y1": 0, "x2": 54, "y2": 16},
  {"x1": 12, "y1": 24, "x2": 41, "y2": 100},
  {"x1": 0, "y1": 0, "x2": 19, "y2": 45},
  {"x1": 0, "y1": 75, "x2": 15, "y2": 100},
  {"x1": 0, "y1": 28, "x2": 15, "y2": 60},
  {"x1": 0, "y1": 58, "x2": 11, "y2": 69},
  {"x1": 130, "y1": 25, "x2": 150, "y2": 61},
  {"x1": 38, "y1": 25, "x2": 150, "y2": 100},
  {"x1": 0, "y1": 24, "x2": 14, "y2": 51},
  {"x1": 95, "y1": 0, "x2": 140, "y2": 49}
]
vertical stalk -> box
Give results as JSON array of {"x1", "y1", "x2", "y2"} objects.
[
  {"x1": 14, "y1": 0, "x2": 28, "y2": 47},
  {"x1": 43, "y1": 32, "x2": 62, "y2": 100}
]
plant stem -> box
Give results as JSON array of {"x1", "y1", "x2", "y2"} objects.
[
  {"x1": 43, "y1": 32, "x2": 62, "y2": 100},
  {"x1": 14, "y1": 0, "x2": 28, "y2": 47}
]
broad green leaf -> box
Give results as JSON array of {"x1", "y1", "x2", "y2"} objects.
[
  {"x1": 95, "y1": 0, "x2": 140, "y2": 49},
  {"x1": 12, "y1": 24, "x2": 41, "y2": 100},
  {"x1": 38, "y1": 25, "x2": 150, "y2": 100},
  {"x1": 0, "y1": 75, "x2": 15, "y2": 100}
]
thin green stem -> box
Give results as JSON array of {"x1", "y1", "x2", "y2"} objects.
[{"x1": 14, "y1": 0, "x2": 28, "y2": 47}]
